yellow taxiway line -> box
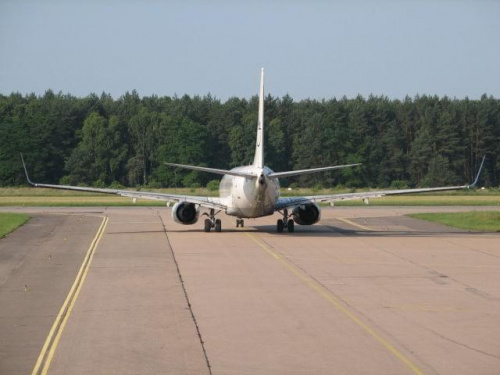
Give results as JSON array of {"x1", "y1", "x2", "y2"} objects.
[
  {"x1": 336, "y1": 216, "x2": 376, "y2": 231},
  {"x1": 32, "y1": 216, "x2": 109, "y2": 375},
  {"x1": 244, "y1": 231, "x2": 424, "y2": 375}
]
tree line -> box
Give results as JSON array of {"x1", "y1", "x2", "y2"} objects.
[{"x1": 0, "y1": 90, "x2": 499, "y2": 189}]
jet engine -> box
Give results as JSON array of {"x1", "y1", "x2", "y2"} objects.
[
  {"x1": 172, "y1": 202, "x2": 199, "y2": 225},
  {"x1": 292, "y1": 203, "x2": 321, "y2": 225}
]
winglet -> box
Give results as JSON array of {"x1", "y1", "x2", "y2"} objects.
[
  {"x1": 469, "y1": 155, "x2": 486, "y2": 188},
  {"x1": 20, "y1": 153, "x2": 35, "y2": 186}
]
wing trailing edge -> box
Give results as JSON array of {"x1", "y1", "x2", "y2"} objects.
[
  {"x1": 269, "y1": 163, "x2": 361, "y2": 178},
  {"x1": 164, "y1": 163, "x2": 256, "y2": 178},
  {"x1": 20, "y1": 154, "x2": 227, "y2": 210},
  {"x1": 275, "y1": 155, "x2": 486, "y2": 210}
]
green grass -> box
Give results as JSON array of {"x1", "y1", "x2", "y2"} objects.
[
  {"x1": 409, "y1": 211, "x2": 500, "y2": 232},
  {"x1": 0, "y1": 213, "x2": 30, "y2": 238},
  {"x1": 334, "y1": 195, "x2": 500, "y2": 206},
  {"x1": 0, "y1": 196, "x2": 165, "y2": 207}
]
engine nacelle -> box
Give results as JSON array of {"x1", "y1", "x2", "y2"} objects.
[
  {"x1": 292, "y1": 203, "x2": 321, "y2": 225},
  {"x1": 172, "y1": 202, "x2": 199, "y2": 225}
]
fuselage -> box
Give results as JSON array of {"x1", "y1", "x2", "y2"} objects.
[{"x1": 219, "y1": 166, "x2": 280, "y2": 218}]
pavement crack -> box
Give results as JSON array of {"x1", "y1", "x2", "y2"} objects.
[
  {"x1": 354, "y1": 237, "x2": 496, "y2": 301},
  {"x1": 392, "y1": 309, "x2": 500, "y2": 360},
  {"x1": 158, "y1": 212, "x2": 213, "y2": 375}
]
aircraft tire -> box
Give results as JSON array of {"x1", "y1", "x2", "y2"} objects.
[
  {"x1": 287, "y1": 219, "x2": 294, "y2": 233},
  {"x1": 277, "y1": 219, "x2": 284, "y2": 233},
  {"x1": 204, "y1": 219, "x2": 211, "y2": 232},
  {"x1": 215, "y1": 219, "x2": 222, "y2": 232}
]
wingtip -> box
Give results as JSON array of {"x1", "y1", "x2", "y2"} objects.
[
  {"x1": 469, "y1": 154, "x2": 486, "y2": 188},
  {"x1": 20, "y1": 153, "x2": 35, "y2": 186}
]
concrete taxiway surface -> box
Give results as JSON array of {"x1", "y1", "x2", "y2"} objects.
[{"x1": 1, "y1": 206, "x2": 499, "y2": 374}]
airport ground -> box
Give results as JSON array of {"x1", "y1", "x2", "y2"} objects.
[{"x1": 1, "y1": 206, "x2": 499, "y2": 375}]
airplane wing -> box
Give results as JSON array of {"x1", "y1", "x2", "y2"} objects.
[
  {"x1": 275, "y1": 156, "x2": 486, "y2": 211},
  {"x1": 268, "y1": 163, "x2": 361, "y2": 178},
  {"x1": 164, "y1": 163, "x2": 256, "y2": 178},
  {"x1": 21, "y1": 155, "x2": 227, "y2": 211}
]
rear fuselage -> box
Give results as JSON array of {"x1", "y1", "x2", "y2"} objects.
[{"x1": 219, "y1": 166, "x2": 280, "y2": 218}]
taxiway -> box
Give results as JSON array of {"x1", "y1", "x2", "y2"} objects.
[{"x1": 1, "y1": 206, "x2": 499, "y2": 374}]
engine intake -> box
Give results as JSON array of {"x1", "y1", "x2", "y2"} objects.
[
  {"x1": 292, "y1": 203, "x2": 321, "y2": 225},
  {"x1": 172, "y1": 202, "x2": 199, "y2": 225}
]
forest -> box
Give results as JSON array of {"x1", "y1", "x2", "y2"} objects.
[{"x1": 0, "y1": 90, "x2": 499, "y2": 189}]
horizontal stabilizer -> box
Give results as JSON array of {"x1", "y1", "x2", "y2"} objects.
[
  {"x1": 269, "y1": 163, "x2": 361, "y2": 179},
  {"x1": 165, "y1": 163, "x2": 256, "y2": 178}
]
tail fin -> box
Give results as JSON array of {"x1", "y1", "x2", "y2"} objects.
[{"x1": 253, "y1": 68, "x2": 265, "y2": 169}]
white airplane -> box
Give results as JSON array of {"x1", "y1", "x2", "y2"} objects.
[{"x1": 22, "y1": 69, "x2": 485, "y2": 233}]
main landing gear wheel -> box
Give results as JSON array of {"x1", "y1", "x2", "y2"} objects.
[
  {"x1": 204, "y1": 219, "x2": 211, "y2": 232},
  {"x1": 203, "y1": 208, "x2": 222, "y2": 233},
  {"x1": 277, "y1": 209, "x2": 295, "y2": 233},
  {"x1": 236, "y1": 219, "x2": 244, "y2": 228},
  {"x1": 277, "y1": 219, "x2": 284, "y2": 233}
]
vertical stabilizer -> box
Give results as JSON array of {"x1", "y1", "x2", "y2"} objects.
[{"x1": 253, "y1": 68, "x2": 265, "y2": 169}]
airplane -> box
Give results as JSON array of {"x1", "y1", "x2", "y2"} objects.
[{"x1": 22, "y1": 68, "x2": 486, "y2": 233}]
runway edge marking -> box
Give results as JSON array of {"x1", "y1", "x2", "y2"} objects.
[
  {"x1": 244, "y1": 232, "x2": 424, "y2": 375},
  {"x1": 32, "y1": 215, "x2": 109, "y2": 375}
]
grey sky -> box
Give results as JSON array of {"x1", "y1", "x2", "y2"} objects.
[{"x1": 1, "y1": 1, "x2": 499, "y2": 101}]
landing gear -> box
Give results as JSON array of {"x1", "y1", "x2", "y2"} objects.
[
  {"x1": 277, "y1": 209, "x2": 295, "y2": 233},
  {"x1": 236, "y1": 218, "x2": 244, "y2": 228},
  {"x1": 277, "y1": 219, "x2": 284, "y2": 233},
  {"x1": 204, "y1": 219, "x2": 211, "y2": 232},
  {"x1": 215, "y1": 219, "x2": 222, "y2": 232},
  {"x1": 203, "y1": 209, "x2": 222, "y2": 232}
]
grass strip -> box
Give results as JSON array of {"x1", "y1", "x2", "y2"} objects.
[
  {"x1": 335, "y1": 196, "x2": 500, "y2": 206},
  {"x1": 0, "y1": 213, "x2": 30, "y2": 238},
  {"x1": 409, "y1": 211, "x2": 500, "y2": 232},
  {"x1": 0, "y1": 196, "x2": 165, "y2": 207}
]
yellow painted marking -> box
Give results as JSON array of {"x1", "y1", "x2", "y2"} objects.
[
  {"x1": 336, "y1": 217, "x2": 376, "y2": 231},
  {"x1": 32, "y1": 216, "x2": 108, "y2": 375},
  {"x1": 244, "y1": 232, "x2": 424, "y2": 375},
  {"x1": 385, "y1": 304, "x2": 464, "y2": 313}
]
